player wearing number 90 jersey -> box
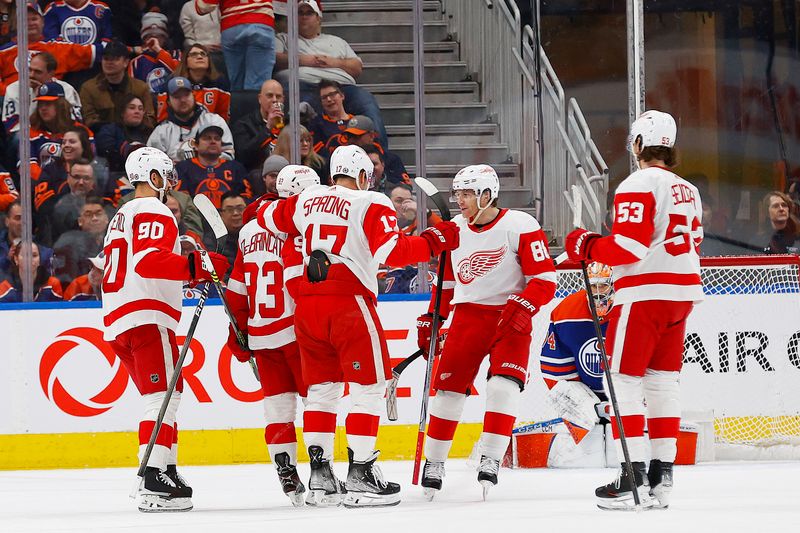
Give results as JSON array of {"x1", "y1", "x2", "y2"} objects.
[{"x1": 565, "y1": 110, "x2": 703, "y2": 510}]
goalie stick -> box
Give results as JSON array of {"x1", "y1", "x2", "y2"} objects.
[{"x1": 411, "y1": 176, "x2": 452, "y2": 485}]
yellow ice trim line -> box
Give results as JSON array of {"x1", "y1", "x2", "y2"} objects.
[{"x1": 0, "y1": 424, "x2": 483, "y2": 470}]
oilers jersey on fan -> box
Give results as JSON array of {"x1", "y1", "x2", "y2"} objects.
[
  {"x1": 540, "y1": 290, "x2": 608, "y2": 399},
  {"x1": 43, "y1": 0, "x2": 112, "y2": 45}
]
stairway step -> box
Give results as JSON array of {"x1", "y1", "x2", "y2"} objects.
[
  {"x1": 352, "y1": 42, "x2": 459, "y2": 63},
  {"x1": 362, "y1": 81, "x2": 478, "y2": 104},
  {"x1": 323, "y1": 21, "x2": 449, "y2": 43},
  {"x1": 381, "y1": 102, "x2": 489, "y2": 125},
  {"x1": 387, "y1": 123, "x2": 499, "y2": 145},
  {"x1": 360, "y1": 62, "x2": 468, "y2": 84},
  {"x1": 321, "y1": 1, "x2": 442, "y2": 22},
  {"x1": 408, "y1": 164, "x2": 520, "y2": 181},
  {"x1": 395, "y1": 144, "x2": 510, "y2": 166}
]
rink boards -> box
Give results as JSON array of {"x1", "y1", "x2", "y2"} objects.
[{"x1": 2, "y1": 292, "x2": 800, "y2": 469}]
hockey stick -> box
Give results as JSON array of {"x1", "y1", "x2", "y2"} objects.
[
  {"x1": 386, "y1": 348, "x2": 424, "y2": 421},
  {"x1": 411, "y1": 177, "x2": 452, "y2": 485},
  {"x1": 569, "y1": 186, "x2": 641, "y2": 509},
  {"x1": 193, "y1": 194, "x2": 259, "y2": 382}
]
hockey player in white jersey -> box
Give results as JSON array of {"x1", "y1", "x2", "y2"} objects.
[
  {"x1": 258, "y1": 145, "x2": 460, "y2": 507},
  {"x1": 102, "y1": 147, "x2": 229, "y2": 512},
  {"x1": 416, "y1": 164, "x2": 557, "y2": 499},
  {"x1": 225, "y1": 165, "x2": 318, "y2": 507},
  {"x1": 565, "y1": 110, "x2": 703, "y2": 510}
]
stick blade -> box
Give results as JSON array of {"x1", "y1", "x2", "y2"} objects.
[
  {"x1": 194, "y1": 194, "x2": 228, "y2": 240},
  {"x1": 414, "y1": 176, "x2": 439, "y2": 196},
  {"x1": 414, "y1": 176, "x2": 452, "y2": 221}
]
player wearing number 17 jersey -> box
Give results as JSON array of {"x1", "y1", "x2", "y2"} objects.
[
  {"x1": 258, "y1": 145, "x2": 459, "y2": 508},
  {"x1": 417, "y1": 164, "x2": 557, "y2": 500},
  {"x1": 565, "y1": 110, "x2": 703, "y2": 510},
  {"x1": 102, "y1": 147, "x2": 228, "y2": 512}
]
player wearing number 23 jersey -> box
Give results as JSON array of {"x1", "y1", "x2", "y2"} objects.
[
  {"x1": 565, "y1": 110, "x2": 703, "y2": 510},
  {"x1": 258, "y1": 145, "x2": 459, "y2": 508}
]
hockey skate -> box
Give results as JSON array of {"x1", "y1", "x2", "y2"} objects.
[
  {"x1": 477, "y1": 456, "x2": 500, "y2": 501},
  {"x1": 305, "y1": 445, "x2": 346, "y2": 507},
  {"x1": 421, "y1": 460, "x2": 445, "y2": 501},
  {"x1": 595, "y1": 462, "x2": 655, "y2": 511},
  {"x1": 274, "y1": 452, "x2": 306, "y2": 507},
  {"x1": 138, "y1": 466, "x2": 193, "y2": 512},
  {"x1": 647, "y1": 460, "x2": 673, "y2": 509},
  {"x1": 165, "y1": 464, "x2": 192, "y2": 498},
  {"x1": 343, "y1": 448, "x2": 401, "y2": 508}
]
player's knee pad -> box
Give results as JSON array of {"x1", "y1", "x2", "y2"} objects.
[
  {"x1": 643, "y1": 369, "x2": 680, "y2": 418},
  {"x1": 606, "y1": 372, "x2": 644, "y2": 416},
  {"x1": 305, "y1": 382, "x2": 344, "y2": 413},
  {"x1": 263, "y1": 392, "x2": 298, "y2": 425},
  {"x1": 348, "y1": 382, "x2": 384, "y2": 416},
  {"x1": 485, "y1": 375, "x2": 521, "y2": 415},
  {"x1": 431, "y1": 390, "x2": 467, "y2": 421}
]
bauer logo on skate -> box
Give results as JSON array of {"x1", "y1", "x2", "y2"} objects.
[{"x1": 457, "y1": 245, "x2": 507, "y2": 284}]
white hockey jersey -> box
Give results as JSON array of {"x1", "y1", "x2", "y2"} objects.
[
  {"x1": 589, "y1": 165, "x2": 704, "y2": 304},
  {"x1": 101, "y1": 197, "x2": 183, "y2": 340},
  {"x1": 226, "y1": 218, "x2": 300, "y2": 350}
]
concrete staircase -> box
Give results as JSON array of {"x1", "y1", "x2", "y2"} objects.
[{"x1": 321, "y1": 0, "x2": 530, "y2": 214}]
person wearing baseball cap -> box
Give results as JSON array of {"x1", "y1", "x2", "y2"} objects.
[{"x1": 34, "y1": 81, "x2": 65, "y2": 102}]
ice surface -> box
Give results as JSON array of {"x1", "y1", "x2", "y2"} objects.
[{"x1": 2, "y1": 460, "x2": 799, "y2": 532}]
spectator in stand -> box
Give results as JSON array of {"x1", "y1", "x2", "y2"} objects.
[
  {"x1": 216, "y1": 191, "x2": 245, "y2": 279},
  {"x1": 0, "y1": 241, "x2": 62, "y2": 303},
  {"x1": 80, "y1": 39, "x2": 155, "y2": 131},
  {"x1": 29, "y1": 82, "x2": 94, "y2": 181},
  {"x1": 758, "y1": 191, "x2": 800, "y2": 255},
  {"x1": 1, "y1": 201, "x2": 54, "y2": 282},
  {"x1": 309, "y1": 79, "x2": 352, "y2": 153},
  {"x1": 326, "y1": 115, "x2": 409, "y2": 186},
  {"x1": 0, "y1": 1, "x2": 17, "y2": 47},
  {"x1": 175, "y1": 125, "x2": 251, "y2": 208},
  {"x1": 147, "y1": 76, "x2": 233, "y2": 162},
  {"x1": 104, "y1": 0, "x2": 151, "y2": 47},
  {"x1": 0, "y1": 2, "x2": 103, "y2": 95},
  {"x1": 364, "y1": 145, "x2": 387, "y2": 194},
  {"x1": 166, "y1": 194, "x2": 186, "y2": 233},
  {"x1": 128, "y1": 11, "x2": 181, "y2": 95},
  {"x1": 274, "y1": 0, "x2": 388, "y2": 148},
  {"x1": 3, "y1": 51, "x2": 82, "y2": 137},
  {"x1": 157, "y1": 44, "x2": 230, "y2": 122},
  {"x1": 63, "y1": 251, "x2": 103, "y2": 301},
  {"x1": 43, "y1": 0, "x2": 113, "y2": 45},
  {"x1": 272, "y1": 124, "x2": 328, "y2": 184},
  {"x1": 0, "y1": 168, "x2": 17, "y2": 211},
  {"x1": 52, "y1": 195, "x2": 108, "y2": 287},
  {"x1": 179, "y1": 1, "x2": 223, "y2": 71},
  {"x1": 35, "y1": 126, "x2": 94, "y2": 211},
  {"x1": 195, "y1": 0, "x2": 276, "y2": 91},
  {"x1": 96, "y1": 94, "x2": 154, "y2": 174},
  {"x1": 242, "y1": 154, "x2": 287, "y2": 221},
  {"x1": 48, "y1": 159, "x2": 105, "y2": 241},
  {"x1": 232, "y1": 78, "x2": 284, "y2": 173}
]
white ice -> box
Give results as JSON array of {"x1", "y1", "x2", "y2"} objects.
[{"x1": 2, "y1": 460, "x2": 799, "y2": 533}]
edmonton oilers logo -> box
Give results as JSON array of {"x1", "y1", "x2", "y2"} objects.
[
  {"x1": 147, "y1": 68, "x2": 168, "y2": 94},
  {"x1": 577, "y1": 337, "x2": 604, "y2": 378},
  {"x1": 62, "y1": 17, "x2": 98, "y2": 45}
]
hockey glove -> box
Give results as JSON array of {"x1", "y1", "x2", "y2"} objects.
[
  {"x1": 497, "y1": 294, "x2": 536, "y2": 336},
  {"x1": 416, "y1": 313, "x2": 446, "y2": 359},
  {"x1": 564, "y1": 228, "x2": 600, "y2": 263},
  {"x1": 187, "y1": 251, "x2": 230, "y2": 287},
  {"x1": 420, "y1": 221, "x2": 460, "y2": 256},
  {"x1": 226, "y1": 324, "x2": 252, "y2": 363}
]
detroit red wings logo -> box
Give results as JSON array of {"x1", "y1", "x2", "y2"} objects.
[{"x1": 457, "y1": 245, "x2": 507, "y2": 284}]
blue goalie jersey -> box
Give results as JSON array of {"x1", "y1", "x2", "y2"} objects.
[{"x1": 540, "y1": 290, "x2": 608, "y2": 400}]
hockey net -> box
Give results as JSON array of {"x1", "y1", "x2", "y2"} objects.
[{"x1": 522, "y1": 255, "x2": 800, "y2": 461}]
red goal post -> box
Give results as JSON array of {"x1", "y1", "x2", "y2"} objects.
[{"x1": 521, "y1": 254, "x2": 800, "y2": 461}]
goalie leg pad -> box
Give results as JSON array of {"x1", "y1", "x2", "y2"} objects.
[
  {"x1": 346, "y1": 382, "x2": 384, "y2": 461},
  {"x1": 547, "y1": 380, "x2": 600, "y2": 430},
  {"x1": 643, "y1": 369, "x2": 681, "y2": 462},
  {"x1": 303, "y1": 382, "x2": 344, "y2": 461},
  {"x1": 480, "y1": 376, "x2": 520, "y2": 461},
  {"x1": 264, "y1": 392, "x2": 300, "y2": 465},
  {"x1": 605, "y1": 373, "x2": 647, "y2": 463},
  {"x1": 425, "y1": 391, "x2": 467, "y2": 462}
]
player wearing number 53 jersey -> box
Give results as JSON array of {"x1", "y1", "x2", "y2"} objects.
[
  {"x1": 566, "y1": 110, "x2": 703, "y2": 510},
  {"x1": 258, "y1": 145, "x2": 460, "y2": 508},
  {"x1": 416, "y1": 164, "x2": 556, "y2": 499},
  {"x1": 102, "y1": 147, "x2": 229, "y2": 512}
]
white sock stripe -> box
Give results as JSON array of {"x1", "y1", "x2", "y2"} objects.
[
  {"x1": 157, "y1": 325, "x2": 174, "y2": 385},
  {"x1": 263, "y1": 392, "x2": 298, "y2": 424},
  {"x1": 478, "y1": 432, "x2": 510, "y2": 461},
  {"x1": 430, "y1": 391, "x2": 467, "y2": 421},
  {"x1": 484, "y1": 376, "x2": 521, "y2": 417},
  {"x1": 423, "y1": 436, "x2": 453, "y2": 463},
  {"x1": 355, "y1": 295, "x2": 385, "y2": 382},
  {"x1": 611, "y1": 303, "x2": 631, "y2": 373}
]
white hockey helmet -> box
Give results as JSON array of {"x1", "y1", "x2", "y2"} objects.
[
  {"x1": 627, "y1": 110, "x2": 677, "y2": 153},
  {"x1": 586, "y1": 261, "x2": 614, "y2": 317},
  {"x1": 451, "y1": 164, "x2": 500, "y2": 205},
  {"x1": 276, "y1": 164, "x2": 321, "y2": 198},
  {"x1": 330, "y1": 144, "x2": 374, "y2": 190},
  {"x1": 125, "y1": 146, "x2": 176, "y2": 200}
]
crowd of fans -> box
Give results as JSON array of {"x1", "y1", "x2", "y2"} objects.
[{"x1": 0, "y1": 0, "x2": 421, "y2": 303}]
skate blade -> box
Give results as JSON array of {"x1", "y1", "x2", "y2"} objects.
[
  {"x1": 286, "y1": 489, "x2": 306, "y2": 508},
  {"x1": 343, "y1": 491, "x2": 401, "y2": 508},
  {"x1": 138, "y1": 495, "x2": 193, "y2": 512},
  {"x1": 480, "y1": 480, "x2": 495, "y2": 501},
  {"x1": 596, "y1": 492, "x2": 655, "y2": 512},
  {"x1": 423, "y1": 487, "x2": 438, "y2": 502},
  {"x1": 306, "y1": 489, "x2": 344, "y2": 507}
]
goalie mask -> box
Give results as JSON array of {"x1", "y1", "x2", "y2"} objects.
[
  {"x1": 451, "y1": 164, "x2": 500, "y2": 222},
  {"x1": 586, "y1": 262, "x2": 614, "y2": 317},
  {"x1": 276, "y1": 165, "x2": 321, "y2": 198},
  {"x1": 627, "y1": 110, "x2": 677, "y2": 153},
  {"x1": 125, "y1": 146, "x2": 176, "y2": 202},
  {"x1": 330, "y1": 145, "x2": 374, "y2": 190}
]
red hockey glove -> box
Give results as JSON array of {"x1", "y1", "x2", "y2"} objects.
[
  {"x1": 564, "y1": 229, "x2": 600, "y2": 263},
  {"x1": 416, "y1": 313, "x2": 446, "y2": 359},
  {"x1": 497, "y1": 294, "x2": 537, "y2": 336},
  {"x1": 226, "y1": 325, "x2": 251, "y2": 363},
  {"x1": 187, "y1": 251, "x2": 230, "y2": 287},
  {"x1": 420, "y1": 221, "x2": 460, "y2": 256}
]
